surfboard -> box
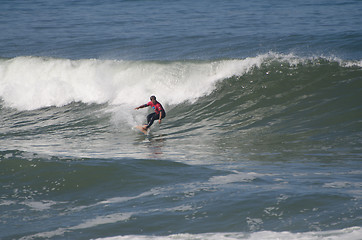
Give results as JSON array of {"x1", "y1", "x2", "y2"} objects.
[{"x1": 135, "y1": 125, "x2": 149, "y2": 135}]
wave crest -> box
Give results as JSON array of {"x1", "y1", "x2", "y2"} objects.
[{"x1": 0, "y1": 53, "x2": 360, "y2": 111}]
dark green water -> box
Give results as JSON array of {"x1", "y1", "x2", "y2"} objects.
[{"x1": 1, "y1": 55, "x2": 361, "y2": 239}]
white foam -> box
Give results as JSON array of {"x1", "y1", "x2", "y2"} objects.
[
  {"x1": 23, "y1": 200, "x2": 58, "y2": 211},
  {"x1": 70, "y1": 188, "x2": 161, "y2": 212},
  {"x1": 0, "y1": 200, "x2": 15, "y2": 206},
  {"x1": 323, "y1": 181, "x2": 356, "y2": 189},
  {"x1": 0, "y1": 55, "x2": 267, "y2": 111},
  {"x1": 323, "y1": 181, "x2": 362, "y2": 198},
  {"x1": 72, "y1": 212, "x2": 132, "y2": 230},
  {"x1": 208, "y1": 171, "x2": 262, "y2": 185},
  {"x1": 1, "y1": 54, "x2": 357, "y2": 112},
  {"x1": 20, "y1": 212, "x2": 133, "y2": 240},
  {"x1": 98, "y1": 188, "x2": 160, "y2": 205},
  {"x1": 94, "y1": 227, "x2": 362, "y2": 240}
]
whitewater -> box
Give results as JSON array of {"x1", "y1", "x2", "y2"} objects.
[
  {"x1": 1, "y1": 53, "x2": 360, "y2": 111},
  {"x1": 0, "y1": 54, "x2": 272, "y2": 111}
]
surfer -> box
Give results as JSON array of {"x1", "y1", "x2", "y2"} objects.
[{"x1": 135, "y1": 95, "x2": 166, "y2": 130}]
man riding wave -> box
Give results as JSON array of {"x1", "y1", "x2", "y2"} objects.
[{"x1": 135, "y1": 95, "x2": 166, "y2": 130}]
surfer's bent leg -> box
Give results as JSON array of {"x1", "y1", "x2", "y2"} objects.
[
  {"x1": 145, "y1": 111, "x2": 165, "y2": 129},
  {"x1": 146, "y1": 113, "x2": 158, "y2": 129}
]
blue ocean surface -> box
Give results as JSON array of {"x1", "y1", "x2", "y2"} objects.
[
  {"x1": 1, "y1": 0, "x2": 362, "y2": 60},
  {"x1": 0, "y1": 0, "x2": 361, "y2": 239}
]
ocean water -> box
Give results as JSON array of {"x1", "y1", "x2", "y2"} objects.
[{"x1": 0, "y1": 1, "x2": 361, "y2": 239}]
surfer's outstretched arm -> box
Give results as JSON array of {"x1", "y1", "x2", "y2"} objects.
[{"x1": 135, "y1": 104, "x2": 147, "y2": 110}]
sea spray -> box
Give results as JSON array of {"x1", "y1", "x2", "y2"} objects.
[{"x1": 0, "y1": 53, "x2": 309, "y2": 111}]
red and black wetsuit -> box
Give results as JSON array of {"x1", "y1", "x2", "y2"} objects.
[{"x1": 144, "y1": 101, "x2": 166, "y2": 129}]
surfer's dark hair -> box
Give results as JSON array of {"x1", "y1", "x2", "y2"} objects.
[{"x1": 150, "y1": 95, "x2": 156, "y2": 100}]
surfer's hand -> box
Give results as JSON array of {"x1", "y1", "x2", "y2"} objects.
[{"x1": 158, "y1": 119, "x2": 162, "y2": 124}]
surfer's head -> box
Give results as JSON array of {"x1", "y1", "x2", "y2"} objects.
[{"x1": 150, "y1": 95, "x2": 157, "y2": 104}]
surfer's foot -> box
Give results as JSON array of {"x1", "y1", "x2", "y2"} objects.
[{"x1": 142, "y1": 125, "x2": 148, "y2": 130}]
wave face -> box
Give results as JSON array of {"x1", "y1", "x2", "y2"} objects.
[
  {"x1": 179, "y1": 54, "x2": 362, "y2": 142},
  {"x1": 1, "y1": 54, "x2": 361, "y2": 239},
  {"x1": 1, "y1": 53, "x2": 361, "y2": 157},
  {"x1": 1, "y1": 53, "x2": 361, "y2": 110}
]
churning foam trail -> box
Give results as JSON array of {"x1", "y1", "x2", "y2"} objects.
[{"x1": 0, "y1": 54, "x2": 359, "y2": 111}]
